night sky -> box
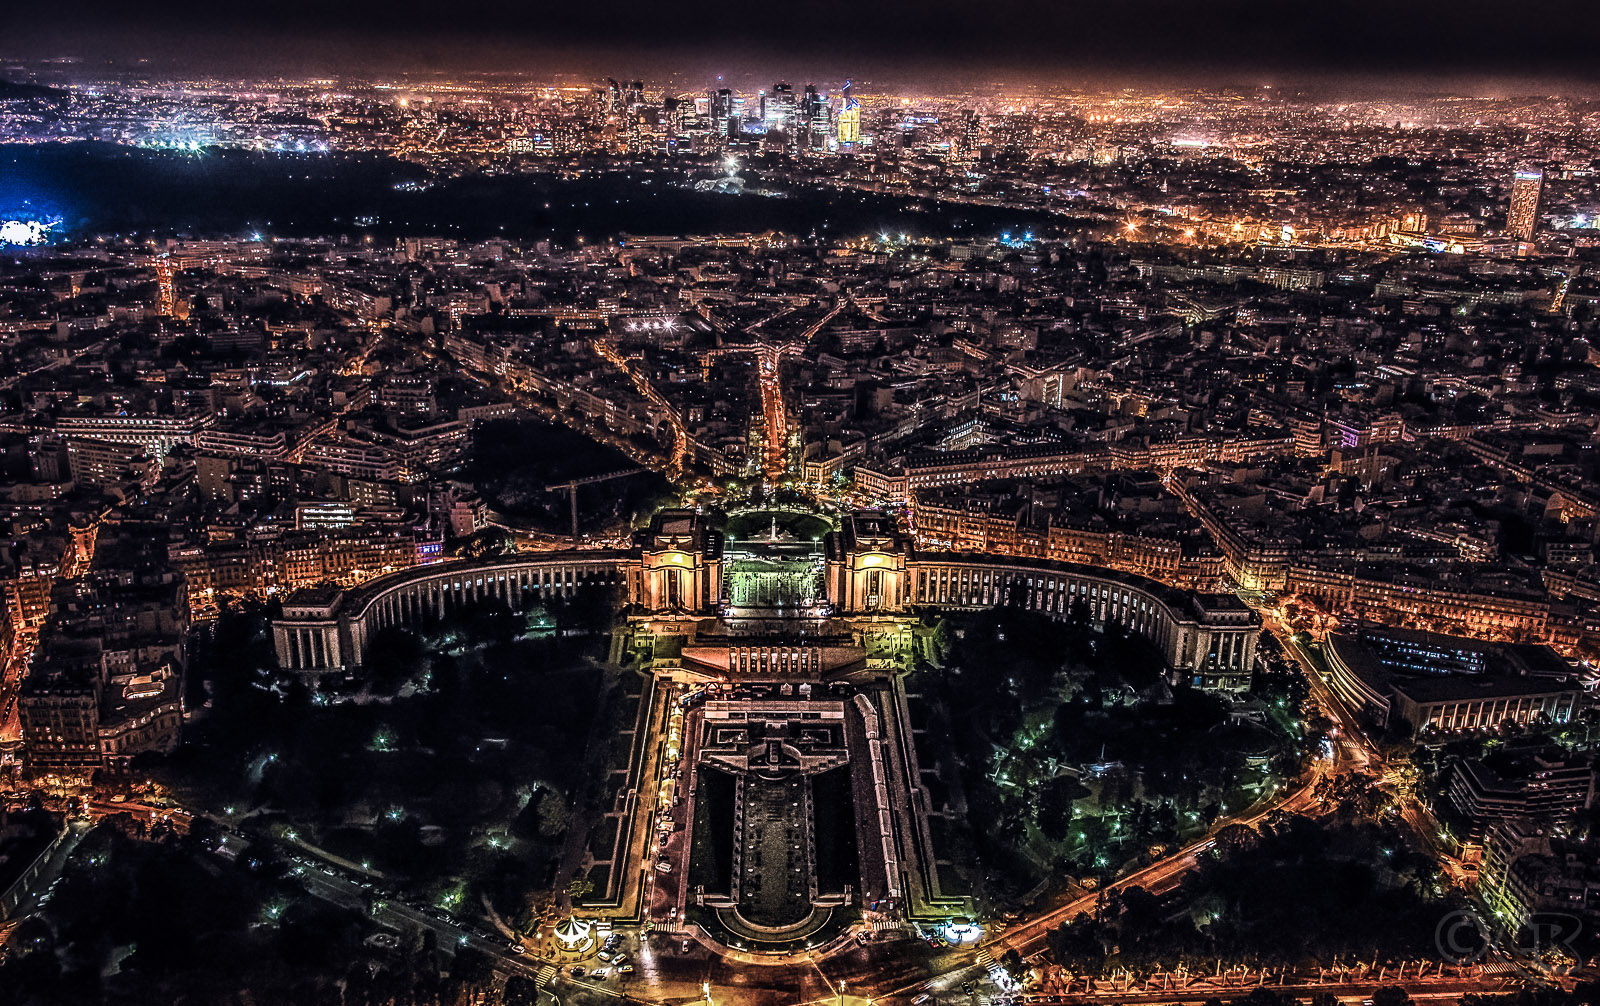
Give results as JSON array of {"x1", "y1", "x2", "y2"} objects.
[{"x1": 6, "y1": 0, "x2": 1600, "y2": 85}]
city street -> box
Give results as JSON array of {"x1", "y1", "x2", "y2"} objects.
[
  {"x1": 554, "y1": 933, "x2": 986, "y2": 1006},
  {"x1": 995, "y1": 739, "x2": 1337, "y2": 960},
  {"x1": 1269, "y1": 621, "x2": 1455, "y2": 867}
]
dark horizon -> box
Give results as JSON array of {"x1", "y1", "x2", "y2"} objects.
[{"x1": 7, "y1": 0, "x2": 1600, "y2": 91}]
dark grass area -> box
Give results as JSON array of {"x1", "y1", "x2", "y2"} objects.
[
  {"x1": 150, "y1": 604, "x2": 614, "y2": 926},
  {"x1": 905, "y1": 694, "x2": 932, "y2": 731},
  {"x1": 936, "y1": 862, "x2": 968, "y2": 896},
  {"x1": 689, "y1": 766, "x2": 735, "y2": 896},
  {"x1": 582, "y1": 864, "x2": 611, "y2": 902},
  {"x1": 811, "y1": 767, "x2": 859, "y2": 896},
  {"x1": 0, "y1": 824, "x2": 505, "y2": 1004},
  {"x1": 588, "y1": 815, "x2": 621, "y2": 862}
]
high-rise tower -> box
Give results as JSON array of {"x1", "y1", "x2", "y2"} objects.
[
  {"x1": 837, "y1": 79, "x2": 861, "y2": 145},
  {"x1": 764, "y1": 82, "x2": 797, "y2": 136},
  {"x1": 803, "y1": 85, "x2": 830, "y2": 150},
  {"x1": 1507, "y1": 169, "x2": 1544, "y2": 243}
]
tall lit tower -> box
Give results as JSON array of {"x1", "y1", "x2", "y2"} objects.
[
  {"x1": 1507, "y1": 169, "x2": 1544, "y2": 243},
  {"x1": 956, "y1": 110, "x2": 981, "y2": 162},
  {"x1": 764, "y1": 82, "x2": 797, "y2": 136},
  {"x1": 837, "y1": 79, "x2": 861, "y2": 145},
  {"x1": 710, "y1": 89, "x2": 737, "y2": 139},
  {"x1": 803, "y1": 85, "x2": 830, "y2": 151}
]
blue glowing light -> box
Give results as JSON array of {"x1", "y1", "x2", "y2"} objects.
[
  {"x1": 0, "y1": 165, "x2": 67, "y2": 248},
  {"x1": 0, "y1": 219, "x2": 55, "y2": 246}
]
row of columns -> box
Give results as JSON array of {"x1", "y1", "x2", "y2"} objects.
[
  {"x1": 728, "y1": 646, "x2": 823, "y2": 676},
  {"x1": 1207, "y1": 629, "x2": 1251, "y2": 670},
  {"x1": 274, "y1": 560, "x2": 627, "y2": 673},
  {"x1": 281, "y1": 624, "x2": 339, "y2": 670},
  {"x1": 833, "y1": 566, "x2": 903, "y2": 613},
  {"x1": 729, "y1": 571, "x2": 819, "y2": 607},
  {"x1": 362, "y1": 563, "x2": 623, "y2": 636},
  {"x1": 1425, "y1": 693, "x2": 1574, "y2": 731},
  {"x1": 915, "y1": 566, "x2": 1168, "y2": 630}
]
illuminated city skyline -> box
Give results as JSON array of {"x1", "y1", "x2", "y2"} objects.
[{"x1": 7, "y1": 4, "x2": 1600, "y2": 1004}]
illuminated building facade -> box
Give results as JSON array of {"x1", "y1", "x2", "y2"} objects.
[
  {"x1": 1323, "y1": 627, "x2": 1581, "y2": 733},
  {"x1": 271, "y1": 550, "x2": 636, "y2": 673},
  {"x1": 896, "y1": 554, "x2": 1258, "y2": 693},
  {"x1": 837, "y1": 79, "x2": 860, "y2": 145},
  {"x1": 54, "y1": 412, "x2": 215, "y2": 459},
  {"x1": 1507, "y1": 169, "x2": 1544, "y2": 243},
  {"x1": 710, "y1": 89, "x2": 740, "y2": 139},
  {"x1": 803, "y1": 85, "x2": 830, "y2": 150},
  {"x1": 154, "y1": 255, "x2": 176, "y2": 316},
  {"x1": 1479, "y1": 820, "x2": 1600, "y2": 932},
  {"x1": 874, "y1": 432, "x2": 1296, "y2": 508},
  {"x1": 64, "y1": 438, "x2": 160, "y2": 491},
  {"x1": 635, "y1": 510, "x2": 724, "y2": 613},
  {"x1": 1447, "y1": 751, "x2": 1595, "y2": 839},
  {"x1": 275, "y1": 509, "x2": 1258, "y2": 694},
  {"x1": 19, "y1": 528, "x2": 188, "y2": 772},
  {"x1": 762, "y1": 82, "x2": 797, "y2": 137},
  {"x1": 824, "y1": 511, "x2": 912, "y2": 613},
  {"x1": 1285, "y1": 561, "x2": 1550, "y2": 642},
  {"x1": 838, "y1": 104, "x2": 860, "y2": 145},
  {"x1": 911, "y1": 497, "x2": 1224, "y2": 591}
]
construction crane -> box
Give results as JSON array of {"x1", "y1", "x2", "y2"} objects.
[{"x1": 546, "y1": 468, "x2": 647, "y2": 540}]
